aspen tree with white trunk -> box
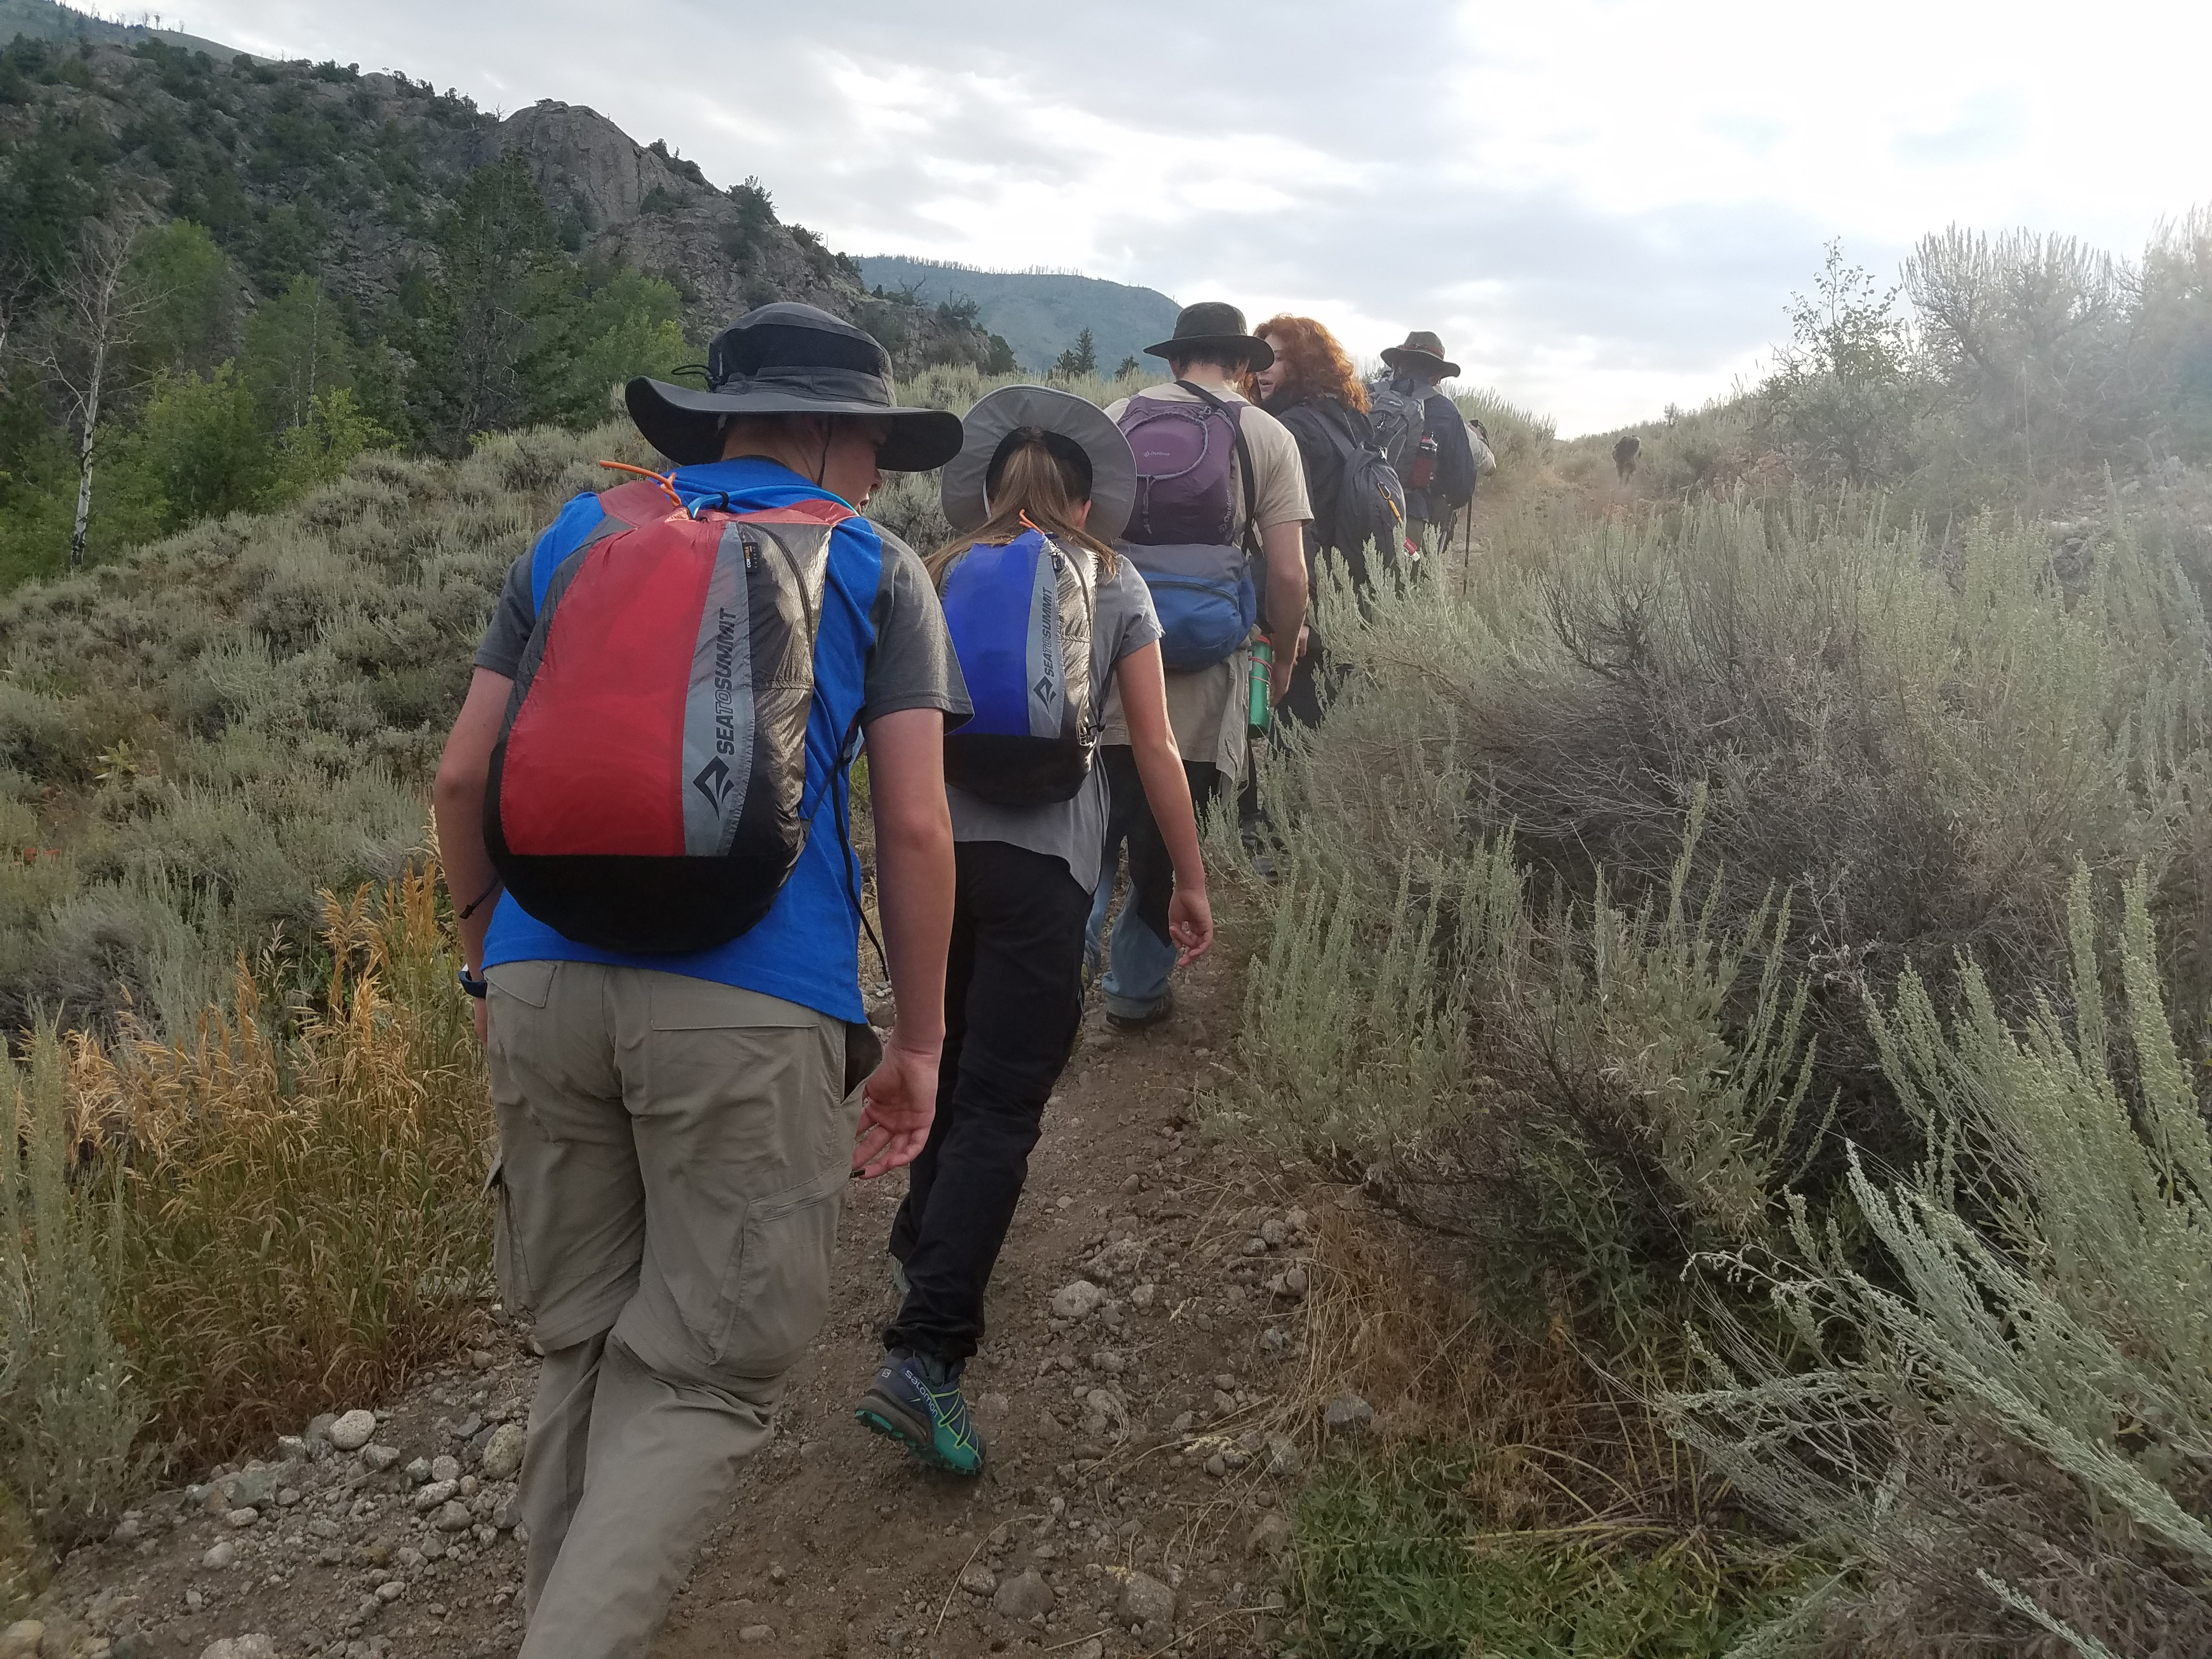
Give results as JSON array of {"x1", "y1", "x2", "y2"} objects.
[{"x1": 32, "y1": 224, "x2": 160, "y2": 572}]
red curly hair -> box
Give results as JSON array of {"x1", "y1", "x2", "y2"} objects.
[{"x1": 1256, "y1": 314, "x2": 1369, "y2": 413}]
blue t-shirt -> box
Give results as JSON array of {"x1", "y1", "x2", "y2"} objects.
[{"x1": 471, "y1": 458, "x2": 969, "y2": 1023}]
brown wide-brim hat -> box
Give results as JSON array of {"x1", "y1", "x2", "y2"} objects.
[
  {"x1": 1142, "y1": 301, "x2": 1275, "y2": 372},
  {"x1": 625, "y1": 301, "x2": 963, "y2": 472},
  {"x1": 1380, "y1": 330, "x2": 1460, "y2": 379}
]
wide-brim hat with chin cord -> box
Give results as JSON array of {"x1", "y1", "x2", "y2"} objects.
[
  {"x1": 940, "y1": 384, "x2": 1138, "y2": 543},
  {"x1": 624, "y1": 301, "x2": 964, "y2": 472}
]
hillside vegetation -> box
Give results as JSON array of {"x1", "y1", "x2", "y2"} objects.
[
  {"x1": 0, "y1": 30, "x2": 1007, "y2": 587},
  {"x1": 857, "y1": 256, "x2": 1180, "y2": 378}
]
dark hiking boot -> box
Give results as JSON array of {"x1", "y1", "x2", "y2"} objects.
[
  {"x1": 1105, "y1": 988, "x2": 1176, "y2": 1035},
  {"x1": 856, "y1": 1349, "x2": 986, "y2": 1476}
]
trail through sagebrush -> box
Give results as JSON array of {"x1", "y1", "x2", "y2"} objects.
[{"x1": 20, "y1": 929, "x2": 1335, "y2": 1659}]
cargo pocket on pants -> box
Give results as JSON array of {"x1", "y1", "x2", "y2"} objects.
[
  {"x1": 713, "y1": 1159, "x2": 849, "y2": 1378},
  {"x1": 486, "y1": 1156, "x2": 535, "y2": 1321}
]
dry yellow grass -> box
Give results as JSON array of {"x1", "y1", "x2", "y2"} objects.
[{"x1": 4, "y1": 861, "x2": 492, "y2": 1528}]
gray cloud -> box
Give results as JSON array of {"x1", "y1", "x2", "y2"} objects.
[{"x1": 189, "y1": 0, "x2": 1864, "y2": 429}]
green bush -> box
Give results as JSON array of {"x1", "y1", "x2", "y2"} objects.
[{"x1": 1667, "y1": 870, "x2": 2212, "y2": 1654}]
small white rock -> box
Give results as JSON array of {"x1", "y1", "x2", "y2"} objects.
[
  {"x1": 327, "y1": 1410, "x2": 377, "y2": 1452},
  {"x1": 413, "y1": 1480, "x2": 458, "y2": 1511},
  {"x1": 200, "y1": 1541, "x2": 238, "y2": 1570},
  {"x1": 430, "y1": 1455, "x2": 460, "y2": 1484},
  {"x1": 375, "y1": 1580, "x2": 404, "y2": 1604},
  {"x1": 361, "y1": 1444, "x2": 402, "y2": 1472},
  {"x1": 479, "y1": 1421, "x2": 526, "y2": 1481},
  {"x1": 225, "y1": 1508, "x2": 258, "y2": 1528},
  {"x1": 197, "y1": 1637, "x2": 275, "y2": 1659}
]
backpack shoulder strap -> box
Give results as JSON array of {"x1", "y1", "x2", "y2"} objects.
[
  {"x1": 1174, "y1": 379, "x2": 1261, "y2": 559},
  {"x1": 731, "y1": 498, "x2": 857, "y2": 528}
]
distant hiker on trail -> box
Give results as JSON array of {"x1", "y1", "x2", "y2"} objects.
[
  {"x1": 855, "y1": 386, "x2": 1215, "y2": 1475},
  {"x1": 1615, "y1": 433, "x2": 1642, "y2": 479},
  {"x1": 1090, "y1": 302, "x2": 1311, "y2": 1030},
  {"x1": 430, "y1": 301, "x2": 970, "y2": 1659},
  {"x1": 1252, "y1": 312, "x2": 1409, "y2": 726},
  {"x1": 1377, "y1": 330, "x2": 1478, "y2": 566}
]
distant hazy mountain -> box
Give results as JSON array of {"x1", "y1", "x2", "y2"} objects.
[
  {"x1": 2, "y1": 0, "x2": 244, "y2": 59},
  {"x1": 859, "y1": 257, "x2": 1181, "y2": 376}
]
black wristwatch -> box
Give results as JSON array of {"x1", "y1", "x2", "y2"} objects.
[{"x1": 458, "y1": 967, "x2": 488, "y2": 1000}]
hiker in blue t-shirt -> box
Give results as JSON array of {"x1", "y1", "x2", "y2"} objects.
[
  {"x1": 853, "y1": 386, "x2": 1214, "y2": 1476},
  {"x1": 432, "y1": 303, "x2": 971, "y2": 1659}
]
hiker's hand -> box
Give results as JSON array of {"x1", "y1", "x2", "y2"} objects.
[
  {"x1": 472, "y1": 997, "x2": 487, "y2": 1046},
  {"x1": 1170, "y1": 887, "x2": 1214, "y2": 966},
  {"x1": 1295, "y1": 625, "x2": 1311, "y2": 662},
  {"x1": 1269, "y1": 645, "x2": 1295, "y2": 704},
  {"x1": 853, "y1": 1035, "x2": 938, "y2": 1178}
]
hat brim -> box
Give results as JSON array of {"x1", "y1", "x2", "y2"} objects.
[
  {"x1": 1141, "y1": 332, "x2": 1275, "y2": 372},
  {"x1": 940, "y1": 385, "x2": 1137, "y2": 543},
  {"x1": 625, "y1": 379, "x2": 965, "y2": 472},
  {"x1": 1380, "y1": 346, "x2": 1461, "y2": 378}
]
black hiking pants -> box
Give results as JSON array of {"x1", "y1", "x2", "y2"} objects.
[{"x1": 885, "y1": 839, "x2": 1092, "y2": 1365}]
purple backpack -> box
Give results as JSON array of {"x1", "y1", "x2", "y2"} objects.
[
  {"x1": 1118, "y1": 386, "x2": 1249, "y2": 546},
  {"x1": 1114, "y1": 382, "x2": 1262, "y2": 670}
]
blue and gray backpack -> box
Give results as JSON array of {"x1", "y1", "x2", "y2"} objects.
[
  {"x1": 1115, "y1": 380, "x2": 1260, "y2": 671},
  {"x1": 936, "y1": 526, "x2": 1098, "y2": 806}
]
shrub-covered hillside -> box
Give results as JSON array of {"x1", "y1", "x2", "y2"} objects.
[{"x1": 0, "y1": 30, "x2": 1011, "y2": 586}]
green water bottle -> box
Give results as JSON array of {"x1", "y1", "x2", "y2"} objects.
[{"x1": 1248, "y1": 637, "x2": 1274, "y2": 734}]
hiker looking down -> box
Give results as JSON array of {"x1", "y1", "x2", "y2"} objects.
[
  {"x1": 1376, "y1": 329, "x2": 1478, "y2": 565},
  {"x1": 1088, "y1": 302, "x2": 1310, "y2": 1031},
  {"x1": 430, "y1": 302, "x2": 969, "y2": 1659},
  {"x1": 1252, "y1": 313, "x2": 1412, "y2": 727},
  {"x1": 854, "y1": 386, "x2": 1214, "y2": 1475}
]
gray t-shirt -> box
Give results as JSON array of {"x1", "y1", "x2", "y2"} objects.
[
  {"x1": 475, "y1": 517, "x2": 968, "y2": 731},
  {"x1": 946, "y1": 550, "x2": 1163, "y2": 893}
]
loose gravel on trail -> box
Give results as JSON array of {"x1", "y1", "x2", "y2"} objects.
[{"x1": 20, "y1": 931, "x2": 1334, "y2": 1659}]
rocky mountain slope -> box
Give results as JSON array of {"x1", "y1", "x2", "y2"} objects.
[{"x1": 0, "y1": 31, "x2": 1003, "y2": 371}]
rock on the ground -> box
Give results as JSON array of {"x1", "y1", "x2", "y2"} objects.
[
  {"x1": 736, "y1": 1628, "x2": 773, "y2": 1644},
  {"x1": 430, "y1": 1454, "x2": 460, "y2": 1483},
  {"x1": 1064, "y1": 1642, "x2": 1104, "y2": 1659},
  {"x1": 327, "y1": 1410, "x2": 377, "y2": 1451},
  {"x1": 1265, "y1": 1432, "x2": 1304, "y2": 1476},
  {"x1": 434, "y1": 1499, "x2": 473, "y2": 1532},
  {"x1": 1, "y1": 1622, "x2": 43, "y2": 1659},
  {"x1": 362, "y1": 1444, "x2": 402, "y2": 1472},
  {"x1": 1247, "y1": 1512, "x2": 1294, "y2": 1558},
  {"x1": 1049, "y1": 1280, "x2": 1104, "y2": 1321},
  {"x1": 992, "y1": 1567, "x2": 1055, "y2": 1621},
  {"x1": 1324, "y1": 1395, "x2": 1375, "y2": 1437},
  {"x1": 200, "y1": 1541, "x2": 238, "y2": 1571},
  {"x1": 197, "y1": 1638, "x2": 275, "y2": 1659},
  {"x1": 479, "y1": 1421, "x2": 526, "y2": 1481},
  {"x1": 1119, "y1": 1570, "x2": 1176, "y2": 1632},
  {"x1": 957, "y1": 1561, "x2": 996, "y2": 1597}
]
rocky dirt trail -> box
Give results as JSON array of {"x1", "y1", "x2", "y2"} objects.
[{"x1": 11, "y1": 926, "x2": 1346, "y2": 1659}]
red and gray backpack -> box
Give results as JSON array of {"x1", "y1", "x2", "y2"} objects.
[{"x1": 484, "y1": 477, "x2": 848, "y2": 954}]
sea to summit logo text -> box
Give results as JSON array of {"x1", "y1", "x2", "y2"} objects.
[
  {"x1": 693, "y1": 756, "x2": 738, "y2": 812},
  {"x1": 712, "y1": 605, "x2": 738, "y2": 757}
]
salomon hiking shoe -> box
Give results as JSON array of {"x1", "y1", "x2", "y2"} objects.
[{"x1": 856, "y1": 1348, "x2": 986, "y2": 1475}]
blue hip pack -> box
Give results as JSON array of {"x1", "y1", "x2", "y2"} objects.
[{"x1": 1118, "y1": 541, "x2": 1257, "y2": 672}]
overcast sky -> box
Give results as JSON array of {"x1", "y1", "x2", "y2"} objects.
[{"x1": 170, "y1": 0, "x2": 2210, "y2": 435}]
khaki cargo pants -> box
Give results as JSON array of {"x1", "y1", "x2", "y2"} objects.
[{"x1": 484, "y1": 961, "x2": 865, "y2": 1659}]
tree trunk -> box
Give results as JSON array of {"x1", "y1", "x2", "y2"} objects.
[{"x1": 68, "y1": 330, "x2": 106, "y2": 572}]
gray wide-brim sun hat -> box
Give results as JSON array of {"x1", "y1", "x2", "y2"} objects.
[
  {"x1": 940, "y1": 385, "x2": 1138, "y2": 543},
  {"x1": 625, "y1": 301, "x2": 963, "y2": 472}
]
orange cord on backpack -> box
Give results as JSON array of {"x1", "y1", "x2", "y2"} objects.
[{"x1": 597, "y1": 461, "x2": 684, "y2": 509}]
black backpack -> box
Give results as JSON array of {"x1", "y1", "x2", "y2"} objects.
[
  {"x1": 1299, "y1": 400, "x2": 1410, "y2": 579},
  {"x1": 1364, "y1": 379, "x2": 1426, "y2": 475}
]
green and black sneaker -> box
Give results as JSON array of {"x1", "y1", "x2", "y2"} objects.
[{"x1": 856, "y1": 1348, "x2": 986, "y2": 1476}]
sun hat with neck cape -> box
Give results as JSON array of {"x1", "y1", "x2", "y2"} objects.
[
  {"x1": 940, "y1": 384, "x2": 1137, "y2": 542},
  {"x1": 625, "y1": 301, "x2": 963, "y2": 472}
]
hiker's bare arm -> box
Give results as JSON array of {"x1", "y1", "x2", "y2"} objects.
[
  {"x1": 1261, "y1": 520, "x2": 1308, "y2": 701},
  {"x1": 433, "y1": 668, "x2": 510, "y2": 1036},
  {"x1": 1116, "y1": 643, "x2": 1214, "y2": 965},
  {"x1": 851, "y1": 706, "x2": 953, "y2": 1178}
]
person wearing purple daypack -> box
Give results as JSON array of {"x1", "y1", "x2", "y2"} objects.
[{"x1": 1086, "y1": 303, "x2": 1311, "y2": 1031}]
